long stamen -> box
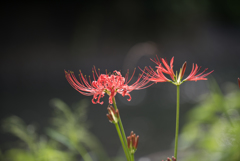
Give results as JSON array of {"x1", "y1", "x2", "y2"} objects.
[{"x1": 126, "y1": 68, "x2": 136, "y2": 84}]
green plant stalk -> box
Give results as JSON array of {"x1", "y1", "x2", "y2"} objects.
[
  {"x1": 75, "y1": 144, "x2": 93, "y2": 161},
  {"x1": 131, "y1": 153, "x2": 135, "y2": 161},
  {"x1": 115, "y1": 123, "x2": 131, "y2": 161},
  {"x1": 174, "y1": 85, "x2": 180, "y2": 160},
  {"x1": 112, "y1": 98, "x2": 129, "y2": 149},
  {"x1": 209, "y1": 78, "x2": 233, "y2": 126},
  {"x1": 112, "y1": 98, "x2": 131, "y2": 161}
]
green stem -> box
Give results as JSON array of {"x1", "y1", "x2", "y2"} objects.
[
  {"x1": 114, "y1": 123, "x2": 131, "y2": 161},
  {"x1": 174, "y1": 85, "x2": 180, "y2": 161},
  {"x1": 131, "y1": 153, "x2": 135, "y2": 161},
  {"x1": 75, "y1": 144, "x2": 93, "y2": 161},
  {"x1": 112, "y1": 97, "x2": 131, "y2": 161}
]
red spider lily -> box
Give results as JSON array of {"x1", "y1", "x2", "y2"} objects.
[
  {"x1": 65, "y1": 67, "x2": 152, "y2": 105},
  {"x1": 151, "y1": 56, "x2": 175, "y2": 80},
  {"x1": 144, "y1": 55, "x2": 213, "y2": 85},
  {"x1": 143, "y1": 56, "x2": 175, "y2": 82},
  {"x1": 184, "y1": 63, "x2": 213, "y2": 81}
]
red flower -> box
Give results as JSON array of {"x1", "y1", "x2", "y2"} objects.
[
  {"x1": 65, "y1": 67, "x2": 152, "y2": 105},
  {"x1": 144, "y1": 55, "x2": 213, "y2": 85},
  {"x1": 184, "y1": 63, "x2": 213, "y2": 81},
  {"x1": 144, "y1": 56, "x2": 175, "y2": 82}
]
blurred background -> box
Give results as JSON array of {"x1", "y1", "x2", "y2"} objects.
[{"x1": 1, "y1": 1, "x2": 240, "y2": 161}]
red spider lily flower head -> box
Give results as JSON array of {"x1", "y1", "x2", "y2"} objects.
[
  {"x1": 127, "y1": 131, "x2": 139, "y2": 154},
  {"x1": 65, "y1": 66, "x2": 152, "y2": 105},
  {"x1": 144, "y1": 55, "x2": 213, "y2": 85},
  {"x1": 183, "y1": 63, "x2": 213, "y2": 82},
  {"x1": 238, "y1": 78, "x2": 240, "y2": 89},
  {"x1": 143, "y1": 56, "x2": 175, "y2": 83}
]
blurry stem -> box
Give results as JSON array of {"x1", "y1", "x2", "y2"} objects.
[
  {"x1": 223, "y1": 106, "x2": 233, "y2": 126},
  {"x1": 209, "y1": 78, "x2": 233, "y2": 126},
  {"x1": 75, "y1": 144, "x2": 93, "y2": 161},
  {"x1": 131, "y1": 154, "x2": 135, "y2": 161},
  {"x1": 112, "y1": 98, "x2": 128, "y2": 149},
  {"x1": 115, "y1": 123, "x2": 131, "y2": 161},
  {"x1": 174, "y1": 85, "x2": 180, "y2": 161},
  {"x1": 84, "y1": 133, "x2": 111, "y2": 161},
  {"x1": 26, "y1": 140, "x2": 38, "y2": 158},
  {"x1": 112, "y1": 97, "x2": 131, "y2": 161}
]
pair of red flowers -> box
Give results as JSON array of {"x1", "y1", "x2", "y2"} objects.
[{"x1": 65, "y1": 56, "x2": 213, "y2": 105}]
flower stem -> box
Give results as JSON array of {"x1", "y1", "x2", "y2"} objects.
[
  {"x1": 75, "y1": 144, "x2": 93, "y2": 161},
  {"x1": 112, "y1": 98, "x2": 131, "y2": 161},
  {"x1": 174, "y1": 85, "x2": 180, "y2": 160},
  {"x1": 131, "y1": 153, "x2": 135, "y2": 161},
  {"x1": 114, "y1": 123, "x2": 131, "y2": 161}
]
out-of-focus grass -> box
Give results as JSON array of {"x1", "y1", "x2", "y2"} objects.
[
  {"x1": 1, "y1": 99, "x2": 111, "y2": 161},
  {"x1": 2, "y1": 116, "x2": 72, "y2": 161},
  {"x1": 179, "y1": 79, "x2": 240, "y2": 161}
]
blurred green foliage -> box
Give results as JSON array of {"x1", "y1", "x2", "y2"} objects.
[
  {"x1": 1, "y1": 99, "x2": 110, "y2": 161},
  {"x1": 179, "y1": 80, "x2": 240, "y2": 161}
]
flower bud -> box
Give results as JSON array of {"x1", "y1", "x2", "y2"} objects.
[
  {"x1": 127, "y1": 131, "x2": 139, "y2": 154},
  {"x1": 180, "y1": 61, "x2": 187, "y2": 79},
  {"x1": 162, "y1": 156, "x2": 176, "y2": 161},
  {"x1": 238, "y1": 78, "x2": 240, "y2": 89},
  {"x1": 106, "y1": 105, "x2": 119, "y2": 124}
]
